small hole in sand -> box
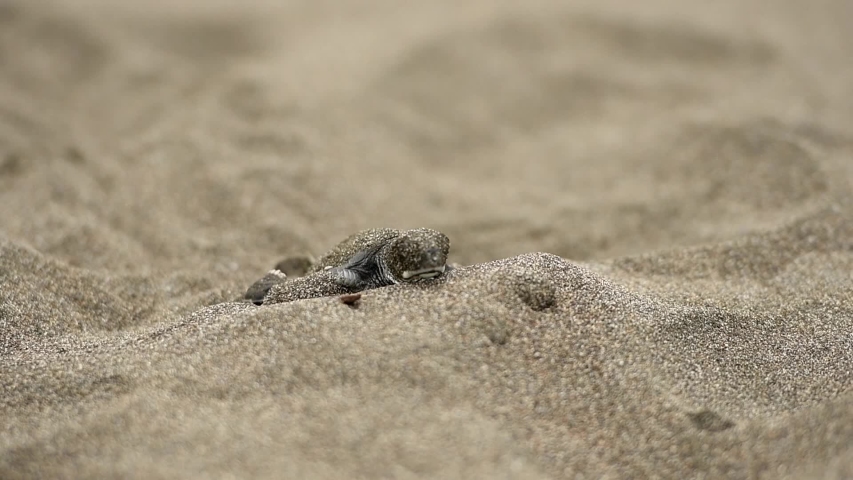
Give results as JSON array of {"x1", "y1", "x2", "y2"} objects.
[{"x1": 688, "y1": 409, "x2": 735, "y2": 432}]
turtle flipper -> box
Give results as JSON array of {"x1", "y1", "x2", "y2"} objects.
[
  {"x1": 331, "y1": 267, "x2": 361, "y2": 288},
  {"x1": 243, "y1": 270, "x2": 288, "y2": 305},
  {"x1": 327, "y1": 244, "x2": 386, "y2": 289}
]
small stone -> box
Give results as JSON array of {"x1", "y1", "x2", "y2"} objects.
[{"x1": 339, "y1": 293, "x2": 362, "y2": 306}]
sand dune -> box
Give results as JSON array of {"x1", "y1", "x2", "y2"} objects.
[{"x1": 2, "y1": 0, "x2": 852, "y2": 478}]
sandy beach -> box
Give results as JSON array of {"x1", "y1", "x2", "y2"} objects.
[{"x1": 2, "y1": 0, "x2": 852, "y2": 478}]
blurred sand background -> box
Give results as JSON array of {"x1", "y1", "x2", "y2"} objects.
[{"x1": 1, "y1": 0, "x2": 852, "y2": 478}]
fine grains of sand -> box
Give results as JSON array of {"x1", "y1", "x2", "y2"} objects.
[{"x1": 2, "y1": 0, "x2": 853, "y2": 478}]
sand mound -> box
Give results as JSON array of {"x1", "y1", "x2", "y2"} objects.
[{"x1": 2, "y1": 0, "x2": 853, "y2": 478}]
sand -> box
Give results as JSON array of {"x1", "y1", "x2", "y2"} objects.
[{"x1": 1, "y1": 0, "x2": 852, "y2": 478}]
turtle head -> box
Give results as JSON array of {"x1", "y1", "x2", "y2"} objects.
[{"x1": 385, "y1": 228, "x2": 450, "y2": 283}]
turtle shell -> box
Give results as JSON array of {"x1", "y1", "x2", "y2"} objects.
[{"x1": 308, "y1": 228, "x2": 401, "y2": 273}]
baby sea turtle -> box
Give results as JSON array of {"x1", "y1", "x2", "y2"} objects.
[
  {"x1": 316, "y1": 227, "x2": 450, "y2": 290},
  {"x1": 248, "y1": 227, "x2": 450, "y2": 305}
]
